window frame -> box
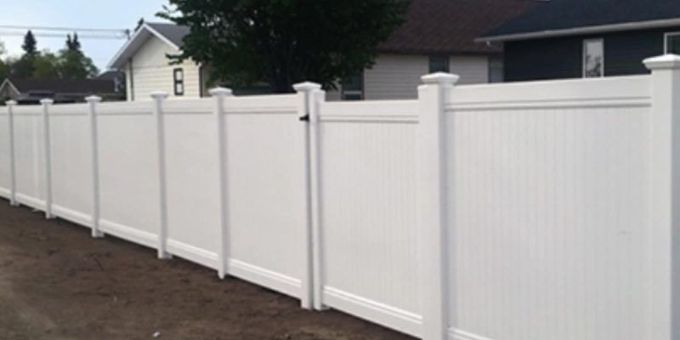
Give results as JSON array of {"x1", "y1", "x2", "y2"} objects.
[
  {"x1": 664, "y1": 31, "x2": 680, "y2": 54},
  {"x1": 173, "y1": 68, "x2": 185, "y2": 96},
  {"x1": 582, "y1": 38, "x2": 605, "y2": 78},
  {"x1": 428, "y1": 55, "x2": 450, "y2": 74},
  {"x1": 341, "y1": 72, "x2": 364, "y2": 101}
]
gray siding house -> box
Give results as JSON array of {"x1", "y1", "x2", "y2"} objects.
[{"x1": 479, "y1": 0, "x2": 680, "y2": 82}]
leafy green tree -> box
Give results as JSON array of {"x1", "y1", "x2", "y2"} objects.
[
  {"x1": 0, "y1": 41, "x2": 8, "y2": 80},
  {"x1": 60, "y1": 33, "x2": 99, "y2": 79},
  {"x1": 160, "y1": 0, "x2": 410, "y2": 93},
  {"x1": 33, "y1": 51, "x2": 61, "y2": 79}
]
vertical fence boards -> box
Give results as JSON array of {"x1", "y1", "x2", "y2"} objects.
[{"x1": 1, "y1": 59, "x2": 678, "y2": 340}]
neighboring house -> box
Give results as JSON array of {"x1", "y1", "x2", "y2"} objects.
[
  {"x1": 0, "y1": 78, "x2": 123, "y2": 105},
  {"x1": 109, "y1": 0, "x2": 533, "y2": 101},
  {"x1": 479, "y1": 0, "x2": 680, "y2": 82},
  {"x1": 108, "y1": 23, "x2": 208, "y2": 102}
]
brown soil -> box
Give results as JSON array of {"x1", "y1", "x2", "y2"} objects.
[{"x1": 0, "y1": 199, "x2": 414, "y2": 340}]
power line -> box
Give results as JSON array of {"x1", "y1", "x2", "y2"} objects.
[{"x1": 0, "y1": 25, "x2": 130, "y2": 40}]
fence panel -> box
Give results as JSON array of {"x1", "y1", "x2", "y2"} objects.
[
  {"x1": 12, "y1": 105, "x2": 45, "y2": 210},
  {"x1": 316, "y1": 100, "x2": 422, "y2": 337},
  {"x1": 49, "y1": 104, "x2": 94, "y2": 227},
  {"x1": 0, "y1": 109, "x2": 9, "y2": 198},
  {"x1": 162, "y1": 98, "x2": 221, "y2": 269},
  {"x1": 96, "y1": 101, "x2": 160, "y2": 249},
  {"x1": 223, "y1": 94, "x2": 308, "y2": 299},
  {"x1": 446, "y1": 76, "x2": 653, "y2": 340}
]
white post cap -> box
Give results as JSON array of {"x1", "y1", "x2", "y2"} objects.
[
  {"x1": 421, "y1": 72, "x2": 460, "y2": 85},
  {"x1": 40, "y1": 98, "x2": 54, "y2": 105},
  {"x1": 5, "y1": 100, "x2": 17, "y2": 106},
  {"x1": 85, "y1": 95, "x2": 102, "y2": 103},
  {"x1": 293, "y1": 82, "x2": 322, "y2": 92},
  {"x1": 150, "y1": 91, "x2": 169, "y2": 100},
  {"x1": 209, "y1": 87, "x2": 233, "y2": 97},
  {"x1": 644, "y1": 54, "x2": 680, "y2": 70}
]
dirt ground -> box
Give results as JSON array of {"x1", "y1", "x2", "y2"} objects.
[{"x1": 0, "y1": 199, "x2": 414, "y2": 340}]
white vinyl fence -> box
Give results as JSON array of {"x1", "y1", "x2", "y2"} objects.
[{"x1": 1, "y1": 54, "x2": 680, "y2": 340}]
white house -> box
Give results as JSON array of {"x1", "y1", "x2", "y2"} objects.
[{"x1": 108, "y1": 0, "x2": 534, "y2": 101}]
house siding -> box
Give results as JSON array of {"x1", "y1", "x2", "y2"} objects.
[
  {"x1": 124, "y1": 36, "x2": 201, "y2": 101},
  {"x1": 504, "y1": 26, "x2": 679, "y2": 82},
  {"x1": 328, "y1": 53, "x2": 491, "y2": 100}
]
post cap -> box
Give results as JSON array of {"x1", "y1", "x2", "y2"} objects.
[
  {"x1": 40, "y1": 99, "x2": 54, "y2": 105},
  {"x1": 5, "y1": 100, "x2": 17, "y2": 106},
  {"x1": 85, "y1": 95, "x2": 102, "y2": 103},
  {"x1": 150, "y1": 91, "x2": 169, "y2": 100},
  {"x1": 209, "y1": 87, "x2": 233, "y2": 97},
  {"x1": 644, "y1": 54, "x2": 680, "y2": 70},
  {"x1": 421, "y1": 72, "x2": 460, "y2": 85},
  {"x1": 293, "y1": 82, "x2": 322, "y2": 92}
]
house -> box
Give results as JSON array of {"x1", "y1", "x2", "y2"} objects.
[
  {"x1": 108, "y1": 23, "x2": 208, "y2": 102},
  {"x1": 96, "y1": 70, "x2": 127, "y2": 95},
  {"x1": 479, "y1": 0, "x2": 680, "y2": 82},
  {"x1": 108, "y1": 0, "x2": 534, "y2": 101},
  {"x1": 0, "y1": 78, "x2": 124, "y2": 105}
]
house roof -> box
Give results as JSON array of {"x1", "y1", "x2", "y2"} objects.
[
  {"x1": 2, "y1": 78, "x2": 116, "y2": 94},
  {"x1": 481, "y1": 0, "x2": 680, "y2": 42},
  {"x1": 108, "y1": 1, "x2": 533, "y2": 69},
  {"x1": 108, "y1": 22, "x2": 187, "y2": 69},
  {"x1": 377, "y1": 0, "x2": 536, "y2": 54}
]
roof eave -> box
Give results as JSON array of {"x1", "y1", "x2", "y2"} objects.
[
  {"x1": 478, "y1": 17, "x2": 680, "y2": 43},
  {"x1": 107, "y1": 23, "x2": 181, "y2": 70}
]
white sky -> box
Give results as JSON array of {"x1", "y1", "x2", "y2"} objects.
[{"x1": 0, "y1": 0, "x2": 170, "y2": 72}]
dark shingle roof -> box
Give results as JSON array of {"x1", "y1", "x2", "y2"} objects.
[
  {"x1": 378, "y1": 0, "x2": 536, "y2": 54},
  {"x1": 141, "y1": 0, "x2": 534, "y2": 56},
  {"x1": 484, "y1": 0, "x2": 680, "y2": 40},
  {"x1": 8, "y1": 79, "x2": 115, "y2": 94},
  {"x1": 146, "y1": 22, "x2": 190, "y2": 47}
]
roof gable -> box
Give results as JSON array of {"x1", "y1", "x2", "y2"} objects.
[
  {"x1": 108, "y1": 22, "x2": 188, "y2": 70},
  {"x1": 483, "y1": 0, "x2": 680, "y2": 41}
]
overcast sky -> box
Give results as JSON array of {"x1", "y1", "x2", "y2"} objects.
[{"x1": 0, "y1": 0, "x2": 170, "y2": 73}]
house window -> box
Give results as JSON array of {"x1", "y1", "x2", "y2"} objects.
[
  {"x1": 429, "y1": 56, "x2": 450, "y2": 73},
  {"x1": 488, "y1": 57, "x2": 504, "y2": 83},
  {"x1": 173, "y1": 68, "x2": 184, "y2": 96},
  {"x1": 665, "y1": 32, "x2": 680, "y2": 54},
  {"x1": 341, "y1": 72, "x2": 364, "y2": 101},
  {"x1": 583, "y1": 39, "x2": 604, "y2": 78}
]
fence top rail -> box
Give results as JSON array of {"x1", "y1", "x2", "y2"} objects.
[
  {"x1": 97, "y1": 101, "x2": 153, "y2": 116},
  {"x1": 447, "y1": 75, "x2": 651, "y2": 111},
  {"x1": 222, "y1": 93, "x2": 298, "y2": 115},
  {"x1": 319, "y1": 100, "x2": 419, "y2": 123}
]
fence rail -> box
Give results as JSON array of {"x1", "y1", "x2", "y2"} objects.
[{"x1": 1, "y1": 55, "x2": 680, "y2": 340}]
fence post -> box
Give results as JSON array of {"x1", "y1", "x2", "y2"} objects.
[
  {"x1": 6, "y1": 100, "x2": 18, "y2": 206},
  {"x1": 418, "y1": 72, "x2": 459, "y2": 340},
  {"x1": 86, "y1": 95, "x2": 104, "y2": 238},
  {"x1": 644, "y1": 54, "x2": 680, "y2": 340},
  {"x1": 294, "y1": 81, "x2": 324, "y2": 310},
  {"x1": 40, "y1": 99, "x2": 54, "y2": 219},
  {"x1": 209, "y1": 87, "x2": 233, "y2": 279},
  {"x1": 151, "y1": 91, "x2": 171, "y2": 260}
]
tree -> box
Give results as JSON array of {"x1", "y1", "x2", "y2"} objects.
[
  {"x1": 22, "y1": 30, "x2": 37, "y2": 56},
  {"x1": 33, "y1": 51, "x2": 61, "y2": 79},
  {"x1": 60, "y1": 33, "x2": 99, "y2": 79},
  {"x1": 159, "y1": 0, "x2": 410, "y2": 93},
  {"x1": 13, "y1": 31, "x2": 39, "y2": 78},
  {"x1": 0, "y1": 41, "x2": 8, "y2": 80}
]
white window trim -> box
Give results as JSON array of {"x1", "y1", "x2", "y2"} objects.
[
  {"x1": 664, "y1": 32, "x2": 680, "y2": 54},
  {"x1": 582, "y1": 38, "x2": 605, "y2": 78}
]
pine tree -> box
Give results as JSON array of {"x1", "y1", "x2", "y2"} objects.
[{"x1": 22, "y1": 30, "x2": 37, "y2": 56}]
